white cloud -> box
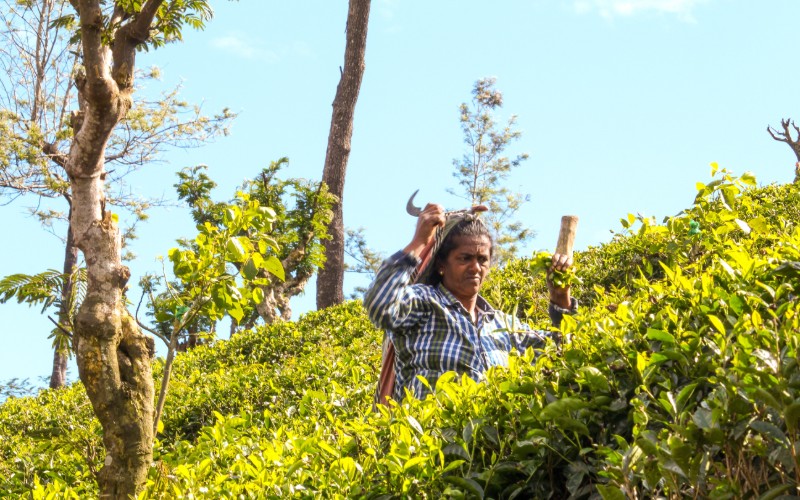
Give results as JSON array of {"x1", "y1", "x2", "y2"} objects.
[
  {"x1": 573, "y1": 0, "x2": 708, "y2": 21},
  {"x1": 210, "y1": 33, "x2": 279, "y2": 63}
]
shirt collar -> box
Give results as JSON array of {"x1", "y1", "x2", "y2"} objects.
[{"x1": 436, "y1": 283, "x2": 498, "y2": 319}]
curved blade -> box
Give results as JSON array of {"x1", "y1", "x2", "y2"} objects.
[{"x1": 406, "y1": 189, "x2": 422, "y2": 217}]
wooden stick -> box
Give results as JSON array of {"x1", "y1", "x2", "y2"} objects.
[{"x1": 555, "y1": 215, "x2": 579, "y2": 257}]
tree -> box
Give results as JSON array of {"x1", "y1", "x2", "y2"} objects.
[
  {"x1": 21, "y1": 0, "x2": 215, "y2": 496},
  {"x1": 171, "y1": 160, "x2": 335, "y2": 324},
  {"x1": 142, "y1": 186, "x2": 287, "y2": 433},
  {"x1": 767, "y1": 118, "x2": 800, "y2": 182},
  {"x1": 139, "y1": 160, "x2": 333, "y2": 431},
  {"x1": 0, "y1": 0, "x2": 233, "y2": 389},
  {"x1": 316, "y1": 0, "x2": 371, "y2": 310},
  {"x1": 449, "y1": 77, "x2": 532, "y2": 265}
]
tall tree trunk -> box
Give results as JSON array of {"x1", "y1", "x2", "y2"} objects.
[
  {"x1": 67, "y1": 1, "x2": 165, "y2": 496},
  {"x1": 50, "y1": 212, "x2": 79, "y2": 389},
  {"x1": 316, "y1": 0, "x2": 371, "y2": 310},
  {"x1": 49, "y1": 351, "x2": 68, "y2": 388},
  {"x1": 70, "y1": 105, "x2": 156, "y2": 496}
]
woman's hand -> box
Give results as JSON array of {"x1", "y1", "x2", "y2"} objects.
[
  {"x1": 547, "y1": 252, "x2": 573, "y2": 309},
  {"x1": 403, "y1": 203, "x2": 445, "y2": 257}
]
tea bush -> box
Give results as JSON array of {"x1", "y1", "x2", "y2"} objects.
[
  {"x1": 0, "y1": 384, "x2": 100, "y2": 497},
  {"x1": 2, "y1": 170, "x2": 799, "y2": 498}
]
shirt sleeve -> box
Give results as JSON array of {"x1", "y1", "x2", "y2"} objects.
[
  {"x1": 363, "y1": 251, "x2": 431, "y2": 332},
  {"x1": 548, "y1": 297, "x2": 579, "y2": 329},
  {"x1": 505, "y1": 297, "x2": 579, "y2": 353}
]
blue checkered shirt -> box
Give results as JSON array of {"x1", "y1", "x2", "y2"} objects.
[{"x1": 365, "y1": 251, "x2": 575, "y2": 400}]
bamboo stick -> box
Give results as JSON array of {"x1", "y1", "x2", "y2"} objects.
[{"x1": 555, "y1": 215, "x2": 579, "y2": 257}]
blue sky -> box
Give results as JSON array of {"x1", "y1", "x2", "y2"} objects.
[{"x1": 1, "y1": 0, "x2": 798, "y2": 387}]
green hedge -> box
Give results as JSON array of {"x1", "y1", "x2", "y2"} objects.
[{"x1": 2, "y1": 171, "x2": 799, "y2": 498}]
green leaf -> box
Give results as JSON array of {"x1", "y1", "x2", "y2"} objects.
[
  {"x1": 676, "y1": 383, "x2": 698, "y2": 412},
  {"x1": 692, "y1": 407, "x2": 714, "y2": 430},
  {"x1": 707, "y1": 314, "x2": 726, "y2": 334},
  {"x1": 728, "y1": 294, "x2": 745, "y2": 315},
  {"x1": 258, "y1": 206, "x2": 277, "y2": 220},
  {"x1": 784, "y1": 400, "x2": 800, "y2": 433},
  {"x1": 167, "y1": 247, "x2": 181, "y2": 262},
  {"x1": 442, "y1": 476, "x2": 484, "y2": 499},
  {"x1": 636, "y1": 352, "x2": 647, "y2": 375},
  {"x1": 511, "y1": 440, "x2": 538, "y2": 459},
  {"x1": 250, "y1": 252, "x2": 264, "y2": 269},
  {"x1": 540, "y1": 397, "x2": 586, "y2": 420},
  {"x1": 758, "y1": 483, "x2": 793, "y2": 500},
  {"x1": 555, "y1": 416, "x2": 590, "y2": 436},
  {"x1": 226, "y1": 237, "x2": 248, "y2": 262},
  {"x1": 260, "y1": 235, "x2": 280, "y2": 252},
  {"x1": 748, "y1": 216, "x2": 770, "y2": 234},
  {"x1": 223, "y1": 207, "x2": 239, "y2": 225},
  {"x1": 750, "y1": 420, "x2": 787, "y2": 444},
  {"x1": 242, "y1": 257, "x2": 258, "y2": 280},
  {"x1": 403, "y1": 456, "x2": 428, "y2": 471},
  {"x1": 578, "y1": 366, "x2": 609, "y2": 392},
  {"x1": 252, "y1": 287, "x2": 265, "y2": 305},
  {"x1": 318, "y1": 440, "x2": 340, "y2": 458},
  {"x1": 646, "y1": 328, "x2": 676, "y2": 344},
  {"x1": 228, "y1": 303, "x2": 244, "y2": 323},
  {"x1": 442, "y1": 459, "x2": 466, "y2": 473},
  {"x1": 596, "y1": 484, "x2": 626, "y2": 500},
  {"x1": 263, "y1": 255, "x2": 285, "y2": 281},
  {"x1": 740, "y1": 171, "x2": 757, "y2": 186},
  {"x1": 752, "y1": 388, "x2": 781, "y2": 409},
  {"x1": 443, "y1": 443, "x2": 471, "y2": 461}
]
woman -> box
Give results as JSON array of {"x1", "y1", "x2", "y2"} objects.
[{"x1": 364, "y1": 203, "x2": 576, "y2": 402}]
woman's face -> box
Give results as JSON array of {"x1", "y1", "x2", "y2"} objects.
[{"x1": 438, "y1": 235, "x2": 492, "y2": 301}]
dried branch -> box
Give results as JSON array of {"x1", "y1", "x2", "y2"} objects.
[{"x1": 767, "y1": 118, "x2": 800, "y2": 163}]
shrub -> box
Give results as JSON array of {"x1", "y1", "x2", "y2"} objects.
[{"x1": 4, "y1": 169, "x2": 799, "y2": 498}]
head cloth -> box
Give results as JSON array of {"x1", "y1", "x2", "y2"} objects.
[{"x1": 412, "y1": 211, "x2": 484, "y2": 285}]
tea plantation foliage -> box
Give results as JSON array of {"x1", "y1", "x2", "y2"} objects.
[{"x1": 2, "y1": 170, "x2": 799, "y2": 498}]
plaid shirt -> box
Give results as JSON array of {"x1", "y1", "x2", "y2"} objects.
[{"x1": 365, "y1": 251, "x2": 575, "y2": 400}]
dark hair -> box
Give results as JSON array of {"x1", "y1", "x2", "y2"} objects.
[{"x1": 424, "y1": 217, "x2": 493, "y2": 286}]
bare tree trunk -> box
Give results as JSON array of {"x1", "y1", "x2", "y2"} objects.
[
  {"x1": 316, "y1": 0, "x2": 371, "y2": 310},
  {"x1": 51, "y1": 210, "x2": 79, "y2": 389}
]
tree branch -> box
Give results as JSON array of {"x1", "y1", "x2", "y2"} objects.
[
  {"x1": 135, "y1": 318, "x2": 168, "y2": 345},
  {"x1": 112, "y1": 0, "x2": 165, "y2": 86},
  {"x1": 42, "y1": 141, "x2": 68, "y2": 167},
  {"x1": 130, "y1": 0, "x2": 165, "y2": 40},
  {"x1": 47, "y1": 315, "x2": 73, "y2": 338},
  {"x1": 76, "y1": 0, "x2": 115, "y2": 102},
  {"x1": 135, "y1": 290, "x2": 169, "y2": 345},
  {"x1": 768, "y1": 118, "x2": 800, "y2": 163},
  {"x1": 767, "y1": 125, "x2": 786, "y2": 143}
]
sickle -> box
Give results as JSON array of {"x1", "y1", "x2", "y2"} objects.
[
  {"x1": 406, "y1": 189, "x2": 422, "y2": 217},
  {"x1": 406, "y1": 189, "x2": 488, "y2": 217}
]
